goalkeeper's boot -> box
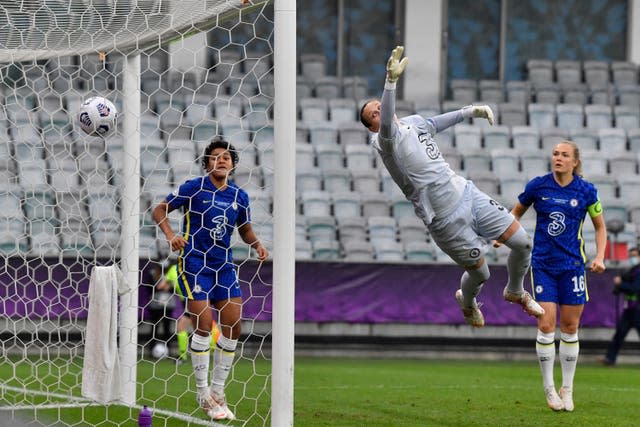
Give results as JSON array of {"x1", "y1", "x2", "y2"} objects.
[
  {"x1": 455, "y1": 289, "x2": 485, "y2": 328},
  {"x1": 559, "y1": 386, "x2": 574, "y2": 412},
  {"x1": 211, "y1": 390, "x2": 236, "y2": 420},
  {"x1": 503, "y1": 288, "x2": 545, "y2": 318},
  {"x1": 544, "y1": 386, "x2": 565, "y2": 411},
  {"x1": 197, "y1": 392, "x2": 226, "y2": 420}
]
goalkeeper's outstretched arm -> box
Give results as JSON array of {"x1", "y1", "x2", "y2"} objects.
[{"x1": 379, "y1": 45, "x2": 408, "y2": 140}]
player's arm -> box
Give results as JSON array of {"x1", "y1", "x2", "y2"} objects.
[
  {"x1": 511, "y1": 201, "x2": 530, "y2": 221},
  {"x1": 238, "y1": 223, "x2": 268, "y2": 261},
  {"x1": 588, "y1": 201, "x2": 606, "y2": 273},
  {"x1": 379, "y1": 46, "x2": 408, "y2": 142},
  {"x1": 427, "y1": 105, "x2": 495, "y2": 135},
  {"x1": 152, "y1": 201, "x2": 187, "y2": 251}
]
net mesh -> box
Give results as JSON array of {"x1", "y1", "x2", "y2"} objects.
[{"x1": 0, "y1": 1, "x2": 275, "y2": 425}]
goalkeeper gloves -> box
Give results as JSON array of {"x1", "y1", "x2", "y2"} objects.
[
  {"x1": 386, "y1": 46, "x2": 408, "y2": 83},
  {"x1": 462, "y1": 105, "x2": 495, "y2": 125}
]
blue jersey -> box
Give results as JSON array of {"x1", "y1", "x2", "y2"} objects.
[
  {"x1": 519, "y1": 173, "x2": 600, "y2": 271},
  {"x1": 166, "y1": 176, "x2": 250, "y2": 272}
]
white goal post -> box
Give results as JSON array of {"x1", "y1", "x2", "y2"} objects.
[{"x1": 0, "y1": 1, "x2": 295, "y2": 426}]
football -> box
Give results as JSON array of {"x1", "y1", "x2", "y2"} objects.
[{"x1": 77, "y1": 96, "x2": 118, "y2": 138}]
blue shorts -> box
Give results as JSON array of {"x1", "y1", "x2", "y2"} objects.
[
  {"x1": 176, "y1": 264, "x2": 241, "y2": 302},
  {"x1": 531, "y1": 265, "x2": 588, "y2": 305}
]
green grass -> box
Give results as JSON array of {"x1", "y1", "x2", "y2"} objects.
[{"x1": 1, "y1": 356, "x2": 639, "y2": 426}]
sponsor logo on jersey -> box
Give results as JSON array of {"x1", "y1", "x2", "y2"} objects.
[
  {"x1": 469, "y1": 248, "x2": 481, "y2": 258},
  {"x1": 570, "y1": 199, "x2": 578, "y2": 207}
]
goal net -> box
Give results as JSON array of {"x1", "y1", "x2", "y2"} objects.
[{"x1": 0, "y1": 1, "x2": 281, "y2": 425}]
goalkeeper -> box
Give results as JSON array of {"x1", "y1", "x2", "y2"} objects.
[{"x1": 360, "y1": 46, "x2": 544, "y2": 327}]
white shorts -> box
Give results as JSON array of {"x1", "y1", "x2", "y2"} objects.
[{"x1": 428, "y1": 181, "x2": 514, "y2": 267}]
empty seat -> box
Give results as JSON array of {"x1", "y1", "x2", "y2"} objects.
[
  {"x1": 556, "y1": 103, "x2": 584, "y2": 131},
  {"x1": 611, "y1": 61, "x2": 638, "y2": 86},
  {"x1": 328, "y1": 97, "x2": 357, "y2": 123},
  {"x1": 342, "y1": 240, "x2": 374, "y2": 262},
  {"x1": 296, "y1": 239, "x2": 312, "y2": 260},
  {"x1": 454, "y1": 124, "x2": 482, "y2": 151},
  {"x1": 306, "y1": 215, "x2": 337, "y2": 243},
  {"x1": 331, "y1": 191, "x2": 361, "y2": 218},
  {"x1": 379, "y1": 167, "x2": 405, "y2": 199},
  {"x1": 308, "y1": 121, "x2": 338, "y2": 145},
  {"x1": 314, "y1": 76, "x2": 341, "y2": 99},
  {"x1": 527, "y1": 59, "x2": 554, "y2": 85},
  {"x1": 311, "y1": 239, "x2": 340, "y2": 260},
  {"x1": 395, "y1": 100, "x2": 415, "y2": 118},
  {"x1": 300, "y1": 53, "x2": 327, "y2": 80},
  {"x1": 554, "y1": 60, "x2": 582, "y2": 85},
  {"x1": 608, "y1": 155, "x2": 637, "y2": 176},
  {"x1": 462, "y1": 149, "x2": 491, "y2": 171},
  {"x1": 345, "y1": 144, "x2": 374, "y2": 171},
  {"x1": 540, "y1": 127, "x2": 569, "y2": 152},
  {"x1": 598, "y1": 128, "x2": 627, "y2": 154},
  {"x1": 351, "y1": 169, "x2": 380, "y2": 193},
  {"x1": 528, "y1": 103, "x2": 556, "y2": 129},
  {"x1": 374, "y1": 240, "x2": 404, "y2": 262},
  {"x1": 404, "y1": 240, "x2": 436, "y2": 262},
  {"x1": 589, "y1": 82, "x2": 614, "y2": 105},
  {"x1": 478, "y1": 79, "x2": 504, "y2": 103},
  {"x1": 300, "y1": 190, "x2": 331, "y2": 217},
  {"x1": 299, "y1": 98, "x2": 328, "y2": 123},
  {"x1": 520, "y1": 150, "x2": 549, "y2": 179},
  {"x1": 483, "y1": 126, "x2": 511, "y2": 150},
  {"x1": 585, "y1": 104, "x2": 612, "y2": 129},
  {"x1": 581, "y1": 150, "x2": 608, "y2": 175},
  {"x1": 583, "y1": 60, "x2": 610, "y2": 86},
  {"x1": 561, "y1": 83, "x2": 589, "y2": 105},
  {"x1": 499, "y1": 176, "x2": 528, "y2": 206},
  {"x1": 315, "y1": 143, "x2": 344, "y2": 171},
  {"x1": 614, "y1": 105, "x2": 640, "y2": 131},
  {"x1": 569, "y1": 127, "x2": 599, "y2": 151},
  {"x1": 296, "y1": 167, "x2": 323, "y2": 191},
  {"x1": 617, "y1": 176, "x2": 640, "y2": 206},
  {"x1": 533, "y1": 82, "x2": 561, "y2": 104},
  {"x1": 323, "y1": 168, "x2": 351, "y2": 193},
  {"x1": 628, "y1": 128, "x2": 640, "y2": 152},
  {"x1": 342, "y1": 76, "x2": 369, "y2": 100},
  {"x1": 505, "y1": 80, "x2": 531, "y2": 104},
  {"x1": 337, "y1": 216, "x2": 367, "y2": 241},
  {"x1": 491, "y1": 148, "x2": 519, "y2": 175},
  {"x1": 338, "y1": 121, "x2": 368, "y2": 146},
  {"x1": 617, "y1": 84, "x2": 640, "y2": 106},
  {"x1": 360, "y1": 192, "x2": 390, "y2": 217},
  {"x1": 589, "y1": 175, "x2": 617, "y2": 200},
  {"x1": 450, "y1": 79, "x2": 477, "y2": 104},
  {"x1": 498, "y1": 103, "x2": 526, "y2": 126},
  {"x1": 296, "y1": 143, "x2": 315, "y2": 170},
  {"x1": 511, "y1": 126, "x2": 540, "y2": 151},
  {"x1": 296, "y1": 75, "x2": 313, "y2": 99},
  {"x1": 390, "y1": 194, "x2": 414, "y2": 221},
  {"x1": 367, "y1": 216, "x2": 398, "y2": 244},
  {"x1": 440, "y1": 146, "x2": 463, "y2": 172},
  {"x1": 468, "y1": 170, "x2": 499, "y2": 196}
]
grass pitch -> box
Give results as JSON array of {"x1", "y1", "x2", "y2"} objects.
[{"x1": 1, "y1": 356, "x2": 638, "y2": 426}]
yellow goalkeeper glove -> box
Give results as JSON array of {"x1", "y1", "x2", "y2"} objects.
[
  {"x1": 462, "y1": 105, "x2": 495, "y2": 125},
  {"x1": 386, "y1": 46, "x2": 408, "y2": 83}
]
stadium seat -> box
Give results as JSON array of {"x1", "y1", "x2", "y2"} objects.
[
  {"x1": 440, "y1": 146, "x2": 463, "y2": 172},
  {"x1": 450, "y1": 79, "x2": 477, "y2": 104},
  {"x1": 540, "y1": 127, "x2": 569, "y2": 152},
  {"x1": 342, "y1": 76, "x2": 369, "y2": 100},
  {"x1": 467, "y1": 170, "x2": 499, "y2": 196},
  {"x1": 490, "y1": 148, "x2": 519, "y2": 175},
  {"x1": 498, "y1": 103, "x2": 527, "y2": 126},
  {"x1": 527, "y1": 59, "x2": 554, "y2": 85},
  {"x1": 296, "y1": 143, "x2": 316, "y2": 170},
  {"x1": 562, "y1": 83, "x2": 589, "y2": 105},
  {"x1": 617, "y1": 84, "x2": 640, "y2": 107},
  {"x1": 434, "y1": 128, "x2": 453, "y2": 148},
  {"x1": 360, "y1": 192, "x2": 390, "y2": 217},
  {"x1": 296, "y1": 75, "x2": 313, "y2": 99},
  {"x1": 379, "y1": 167, "x2": 404, "y2": 199},
  {"x1": 462, "y1": 149, "x2": 491, "y2": 171},
  {"x1": 499, "y1": 176, "x2": 528, "y2": 206},
  {"x1": 315, "y1": 143, "x2": 344, "y2": 171},
  {"x1": 395, "y1": 99, "x2": 415, "y2": 117},
  {"x1": 589, "y1": 82, "x2": 614, "y2": 105},
  {"x1": 478, "y1": 79, "x2": 504, "y2": 103},
  {"x1": 296, "y1": 167, "x2": 323, "y2": 192},
  {"x1": 568, "y1": 127, "x2": 598, "y2": 151},
  {"x1": 580, "y1": 150, "x2": 608, "y2": 176},
  {"x1": 556, "y1": 103, "x2": 584, "y2": 131},
  {"x1": 554, "y1": 60, "x2": 582, "y2": 85},
  {"x1": 505, "y1": 80, "x2": 531, "y2": 104},
  {"x1": 296, "y1": 239, "x2": 312, "y2": 260},
  {"x1": 583, "y1": 60, "x2": 610, "y2": 86},
  {"x1": 533, "y1": 82, "x2": 560, "y2": 104},
  {"x1": 617, "y1": 175, "x2": 640, "y2": 206},
  {"x1": 454, "y1": 124, "x2": 483, "y2": 151},
  {"x1": 351, "y1": 169, "x2": 380, "y2": 193},
  {"x1": 404, "y1": 240, "x2": 436, "y2": 262},
  {"x1": 414, "y1": 101, "x2": 440, "y2": 119},
  {"x1": 613, "y1": 105, "x2": 640, "y2": 131},
  {"x1": 301, "y1": 190, "x2": 331, "y2": 217},
  {"x1": 337, "y1": 216, "x2": 368, "y2": 241},
  {"x1": 374, "y1": 240, "x2": 405, "y2": 262},
  {"x1": 367, "y1": 215, "x2": 398, "y2": 244},
  {"x1": 328, "y1": 97, "x2": 357, "y2": 123},
  {"x1": 300, "y1": 98, "x2": 328, "y2": 123},
  {"x1": 345, "y1": 144, "x2": 374, "y2": 171},
  {"x1": 608, "y1": 154, "x2": 637, "y2": 176},
  {"x1": 598, "y1": 128, "x2": 627, "y2": 154},
  {"x1": 323, "y1": 168, "x2": 351, "y2": 193},
  {"x1": 342, "y1": 240, "x2": 374, "y2": 262},
  {"x1": 22, "y1": 189, "x2": 55, "y2": 221},
  {"x1": 611, "y1": 61, "x2": 638, "y2": 86},
  {"x1": 338, "y1": 121, "x2": 368, "y2": 146},
  {"x1": 628, "y1": 128, "x2": 640, "y2": 152},
  {"x1": 308, "y1": 121, "x2": 338, "y2": 146},
  {"x1": 306, "y1": 215, "x2": 337, "y2": 243},
  {"x1": 314, "y1": 76, "x2": 341, "y2": 99},
  {"x1": 482, "y1": 125, "x2": 511, "y2": 150},
  {"x1": 331, "y1": 191, "x2": 361, "y2": 218},
  {"x1": 398, "y1": 216, "x2": 427, "y2": 244},
  {"x1": 520, "y1": 150, "x2": 549, "y2": 179},
  {"x1": 585, "y1": 104, "x2": 612, "y2": 129},
  {"x1": 390, "y1": 194, "x2": 414, "y2": 221},
  {"x1": 528, "y1": 103, "x2": 556, "y2": 129},
  {"x1": 311, "y1": 239, "x2": 340, "y2": 260},
  {"x1": 300, "y1": 53, "x2": 327, "y2": 81}
]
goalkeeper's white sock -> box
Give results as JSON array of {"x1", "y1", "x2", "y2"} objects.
[
  {"x1": 503, "y1": 226, "x2": 532, "y2": 294},
  {"x1": 190, "y1": 333, "x2": 211, "y2": 396},
  {"x1": 559, "y1": 331, "x2": 579, "y2": 390},
  {"x1": 210, "y1": 334, "x2": 238, "y2": 395},
  {"x1": 536, "y1": 329, "x2": 556, "y2": 389},
  {"x1": 460, "y1": 262, "x2": 490, "y2": 307}
]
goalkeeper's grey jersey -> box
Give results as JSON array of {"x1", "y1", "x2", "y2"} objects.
[{"x1": 371, "y1": 114, "x2": 467, "y2": 226}]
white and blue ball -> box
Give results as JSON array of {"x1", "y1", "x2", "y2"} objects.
[{"x1": 77, "y1": 96, "x2": 118, "y2": 138}]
